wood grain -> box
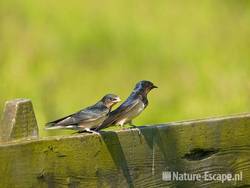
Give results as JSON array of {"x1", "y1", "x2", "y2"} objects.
[
  {"x1": 0, "y1": 113, "x2": 249, "y2": 188},
  {"x1": 0, "y1": 99, "x2": 38, "y2": 142}
]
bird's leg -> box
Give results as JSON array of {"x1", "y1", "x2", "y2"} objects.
[
  {"x1": 120, "y1": 124, "x2": 125, "y2": 130},
  {"x1": 127, "y1": 121, "x2": 141, "y2": 135},
  {"x1": 128, "y1": 121, "x2": 137, "y2": 128}
]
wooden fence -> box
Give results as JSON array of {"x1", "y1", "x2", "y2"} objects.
[{"x1": 0, "y1": 99, "x2": 249, "y2": 188}]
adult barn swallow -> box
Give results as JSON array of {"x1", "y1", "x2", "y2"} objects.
[
  {"x1": 45, "y1": 94, "x2": 121, "y2": 133},
  {"x1": 96, "y1": 80, "x2": 157, "y2": 130}
]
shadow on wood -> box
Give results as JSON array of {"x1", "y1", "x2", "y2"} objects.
[{"x1": 0, "y1": 99, "x2": 249, "y2": 187}]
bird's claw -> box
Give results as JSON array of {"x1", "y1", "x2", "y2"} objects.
[{"x1": 132, "y1": 127, "x2": 141, "y2": 135}]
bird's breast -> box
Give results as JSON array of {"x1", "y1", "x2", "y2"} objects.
[{"x1": 116, "y1": 100, "x2": 145, "y2": 125}]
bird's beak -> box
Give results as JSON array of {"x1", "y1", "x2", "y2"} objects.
[
  {"x1": 114, "y1": 97, "x2": 121, "y2": 103},
  {"x1": 152, "y1": 85, "x2": 158, "y2": 89}
]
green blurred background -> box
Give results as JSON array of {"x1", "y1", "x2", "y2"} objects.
[{"x1": 0, "y1": 1, "x2": 249, "y2": 137}]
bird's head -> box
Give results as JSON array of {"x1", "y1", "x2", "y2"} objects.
[
  {"x1": 133, "y1": 80, "x2": 158, "y2": 95},
  {"x1": 101, "y1": 94, "x2": 121, "y2": 109}
]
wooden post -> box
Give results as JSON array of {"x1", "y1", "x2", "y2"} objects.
[
  {"x1": 0, "y1": 99, "x2": 249, "y2": 187},
  {"x1": 0, "y1": 99, "x2": 39, "y2": 142}
]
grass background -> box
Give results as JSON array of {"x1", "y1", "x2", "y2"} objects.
[{"x1": 0, "y1": 0, "x2": 249, "y2": 137}]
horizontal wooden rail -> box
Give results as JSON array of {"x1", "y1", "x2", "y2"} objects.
[{"x1": 0, "y1": 99, "x2": 249, "y2": 187}]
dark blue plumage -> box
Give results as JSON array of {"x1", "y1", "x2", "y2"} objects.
[{"x1": 96, "y1": 80, "x2": 157, "y2": 130}]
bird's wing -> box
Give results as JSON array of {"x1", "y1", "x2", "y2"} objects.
[
  {"x1": 45, "y1": 113, "x2": 75, "y2": 128},
  {"x1": 45, "y1": 107, "x2": 107, "y2": 128},
  {"x1": 97, "y1": 98, "x2": 141, "y2": 130}
]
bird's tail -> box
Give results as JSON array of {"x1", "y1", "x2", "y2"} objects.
[
  {"x1": 45, "y1": 113, "x2": 74, "y2": 130},
  {"x1": 44, "y1": 122, "x2": 64, "y2": 130}
]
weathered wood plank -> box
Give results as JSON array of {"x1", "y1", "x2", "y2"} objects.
[
  {"x1": 0, "y1": 99, "x2": 38, "y2": 142},
  {"x1": 0, "y1": 114, "x2": 249, "y2": 188}
]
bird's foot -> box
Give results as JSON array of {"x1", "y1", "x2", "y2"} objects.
[
  {"x1": 128, "y1": 121, "x2": 137, "y2": 128},
  {"x1": 133, "y1": 127, "x2": 141, "y2": 135},
  {"x1": 128, "y1": 123, "x2": 141, "y2": 135},
  {"x1": 129, "y1": 125, "x2": 137, "y2": 128},
  {"x1": 126, "y1": 127, "x2": 141, "y2": 135},
  {"x1": 120, "y1": 126, "x2": 126, "y2": 130},
  {"x1": 118, "y1": 123, "x2": 141, "y2": 135}
]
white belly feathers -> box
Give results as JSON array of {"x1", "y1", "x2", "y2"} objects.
[{"x1": 116, "y1": 101, "x2": 145, "y2": 126}]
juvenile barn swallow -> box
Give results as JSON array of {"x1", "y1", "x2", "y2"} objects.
[
  {"x1": 96, "y1": 80, "x2": 157, "y2": 130},
  {"x1": 45, "y1": 94, "x2": 121, "y2": 133}
]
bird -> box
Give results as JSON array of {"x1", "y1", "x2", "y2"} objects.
[
  {"x1": 96, "y1": 80, "x2": 157, "y2": 131},
  {"x1": 45, "y1": 94, "x2": 121, "y2": 133}
]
